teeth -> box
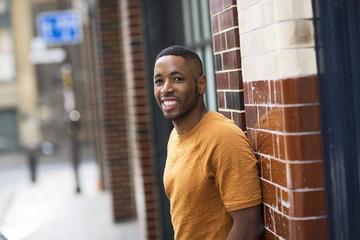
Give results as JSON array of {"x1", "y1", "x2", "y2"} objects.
[{"x1": 163, "y1": 101, "x2": 176, "y2": 106}]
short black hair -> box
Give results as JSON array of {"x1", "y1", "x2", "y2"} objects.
[{"x1": 156, "y1": 45, "x2": 203, "y2": 78}]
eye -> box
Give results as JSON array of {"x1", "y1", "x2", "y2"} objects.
[
  {"x1": 174, "y1": 77, "x2": 183, "y2": 82},
  {"x1": 154, "y1": 79, "x2": 163, "y2": 85}
]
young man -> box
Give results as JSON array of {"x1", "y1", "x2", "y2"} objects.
[{"x1": 153, "y1": 45, "x2": 263, "y2": 239}]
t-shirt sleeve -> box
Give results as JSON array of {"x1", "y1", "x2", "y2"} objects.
[{"x1": 212, "y1": 128, "x2": 262, "y2": 212}]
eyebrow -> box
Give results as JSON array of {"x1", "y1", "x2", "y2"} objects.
[{"x1": 153, "y1": 71, "x2": 185, "y2": 79}]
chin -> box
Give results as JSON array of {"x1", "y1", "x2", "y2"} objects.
[
  {"x1": 163, "y1": 114, "x2": 176, "y2": 121},
  {"x1": 163, "y1": 112, "x2": 180, "y2": 121}
]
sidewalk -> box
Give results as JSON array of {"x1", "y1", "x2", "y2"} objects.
[{"x1": 0, "y1": 154, "x2": 140, "y2": 240}]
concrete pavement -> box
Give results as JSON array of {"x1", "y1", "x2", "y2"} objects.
[{"x1": 0, "y1": 153, "x2": 140, "y2": 240}]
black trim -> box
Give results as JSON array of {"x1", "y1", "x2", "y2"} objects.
[
  {"x1": 141, "y1": 0, "x2": 185, "y2": 239},
  {"x1": 313, "y1": 0, "x2": 360, "y2": 239}
]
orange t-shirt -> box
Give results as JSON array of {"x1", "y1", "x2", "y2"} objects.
[{"x1": 164, "y1": 111, "x2": 262, "y2": 239}]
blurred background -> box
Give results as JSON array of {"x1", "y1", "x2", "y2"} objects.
[
  {"x1": 0, "y1": 0, "x2": 143, "y2": 239},
  {"x1": 0, "y1": 0, "x2": 216, "y2": 239}
]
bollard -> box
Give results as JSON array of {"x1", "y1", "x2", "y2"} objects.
[
  {"x1": 26, "y1": 147, "x2": 39, "y2": 183},
  {"x1": 26, "y1": 142, "x2": 55, "y2": 183}
]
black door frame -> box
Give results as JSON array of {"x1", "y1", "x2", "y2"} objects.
[
  {"x1": 313, "y1": 0, "x2": 360, "y2": 239},
  {"x1": 141, "y1": 0, "x2": 185, "y2": 239}
]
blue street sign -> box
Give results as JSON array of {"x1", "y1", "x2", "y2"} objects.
[{"x1": 37, "y1": 10, "x2": 82, "y2": 46}]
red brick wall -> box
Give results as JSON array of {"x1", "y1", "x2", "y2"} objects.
[
  {"x1": 81, "y1": 14, "x2": 107, "y2": 191},
  {"x1": 92, "y1": 0, "x2": 136, "y2": 221},
  {"x1": 210, "y1": 0, "x2": 246, "y2": 131},
  {"x1": 209, "y1": 0, "x2": 328, "y2": 239},
  {"x1": 253, "y1": 76, "x2": 327, "y2": 239},
  {"x1": 120, "y1": 0, "x2": 159, "y2": 239}
]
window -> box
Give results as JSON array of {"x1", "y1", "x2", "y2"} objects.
[
  {"x1": 0, "y1": 109, "x2": 19, "y2": 152},
  {"x1": 0, "y1": 0, "x2": 15, "y2": 83},
  {"x1": 182, "y1": 0, "x2": 217, "y2": 111}
]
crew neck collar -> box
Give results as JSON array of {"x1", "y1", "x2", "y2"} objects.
[{"x1": 175, "y1": 111, "x2": 214, "y2": 138}]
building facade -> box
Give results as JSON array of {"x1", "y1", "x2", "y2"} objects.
[
  {"x1": 0, "y1": 0, "x2": 91, "y2": 155},
  {"x1": 0, "y1": 0, "x2": 41, "y2": 153},
  {"x1": 86, "y1": 0, "x2": 359, "y2": 239},
  {"x1": 211, "y1": 0, "x2": 326, "y2": 239}
]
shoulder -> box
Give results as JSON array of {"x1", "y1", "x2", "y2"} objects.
[
  {"x1": 199, "y1": 112, "x2": 258, "y2": 174},
  {"x1": 202, "y1": 111, "x2": 247, "y2": 142}
]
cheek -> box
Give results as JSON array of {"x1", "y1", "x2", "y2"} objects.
[
  {"x1": 154, "y1": 87, "x2": 159, "y2": 97},
  {"x1": 184, "y1": 85, "x2": 196, "y2": 97}
]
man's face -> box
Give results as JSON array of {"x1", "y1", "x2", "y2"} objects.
[{"x1": 153, "y1": 55, "x2": 199, "y2": 121}]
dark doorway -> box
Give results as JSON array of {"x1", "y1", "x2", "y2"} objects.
[
  {"x1": 313, "y1": 0, "x2": 360, "y2": 239},
  {"x1": 141, "y1": 0, "x2": 185, "y2": 239}
]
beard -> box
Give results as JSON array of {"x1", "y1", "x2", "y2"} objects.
[{"x1": 160, "y1": 85, "x2": 199, "y2": 121}]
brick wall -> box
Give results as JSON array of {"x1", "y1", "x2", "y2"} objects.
[
  {"x1": 210, "y1": 0, "x2": 246, "y2": 131},
  {"x1": 209, "y1": 0, "x2": 328, "y2": 239},
  {"x1": 120, "y1": 0, "x2": 159, "y2": 239},
  {"x1": 81, "y1": 11, "x2": 107, "y2": 191},
  {"x1": 92, "y1": 0, "x2": 136, "y2": 221}
]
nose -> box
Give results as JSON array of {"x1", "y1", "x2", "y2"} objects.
[{"x1": 160, "y1": 80, "x2": 174, "y2": 95}]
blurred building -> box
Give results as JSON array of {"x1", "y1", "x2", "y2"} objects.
[
  {"x1": 1, "y1": 0, "x2": 359, "y2": 239},
  {"x1": 0, "y1": 0, "x2": 91, "y2": 153},
  {"x1": 0, "y1": 0, "x2": 41, "y2": 152}
]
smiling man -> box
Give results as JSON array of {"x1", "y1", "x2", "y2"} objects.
[{"x1": 153, "y1": 45, "x2": 263, "y2": 240}]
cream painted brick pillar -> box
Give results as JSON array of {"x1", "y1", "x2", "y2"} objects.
[
  {"x1": 237, "y1": 0, "x2": 328, "y2": 239},
  {"x1": 12, "y1": 0, "x2": 42, "y2": 148}
]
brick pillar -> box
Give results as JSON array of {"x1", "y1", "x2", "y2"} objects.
[
  {"x1": 210, "y1": 0, "x2": 246, "y2": 131},
  {"x1": 120, "y1": 0, "x2": 159, "y2": 239},
  {"x1": 209, "y1": 0, "x2": 328, "y2": 239},
  {"x1": 92, "y1": 0, "x2": 136, "y2": 221},
  {"x1": 81, "y1": 11, "x2": 106, "y2": 191}
]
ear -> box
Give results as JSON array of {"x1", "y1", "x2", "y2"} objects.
[{"x1": 198, "y1": 74, "x2": 207, "y2": 95}]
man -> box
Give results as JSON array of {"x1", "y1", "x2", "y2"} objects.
[{"x1": 153, "y1": 45, "x2": 263, "y2": 240}]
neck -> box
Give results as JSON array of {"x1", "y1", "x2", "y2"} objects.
[{"x1": 173, "y1": 103, "x2": 208, "y2": 135}]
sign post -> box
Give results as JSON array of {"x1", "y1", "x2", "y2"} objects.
[
  {"x1": 34, "y1": 10, "x2": 83, "y2": 192},
  {"x1": 37, "y1": 9, "x2": 82, "y2": 46},
  {"x1": 30, "y1": 9, "x2": 82, "y2": 64}
]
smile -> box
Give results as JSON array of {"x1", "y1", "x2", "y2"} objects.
[
  {"x1": 163, "y1": 100, "x2": 177, "y2": 106},
  {"x1": 161, "y1": 99, "x2": 178, "y2": 111}
]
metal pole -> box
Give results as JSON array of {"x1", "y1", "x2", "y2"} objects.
[{"x1": 62, "y1": 64, "x2": 82, "y2": 193}]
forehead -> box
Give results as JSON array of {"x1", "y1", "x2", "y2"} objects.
[{"x1": 154, "y1": 55, "x2": 191, "y2": 75}]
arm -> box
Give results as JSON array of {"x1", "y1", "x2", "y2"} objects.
[{"x1": 226, "y1": 204, "x2": 264, "y2": 240}]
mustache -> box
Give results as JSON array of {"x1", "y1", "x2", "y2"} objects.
[{"x1": 160, "y1": 94, "x2": 179, "y2": 100}]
